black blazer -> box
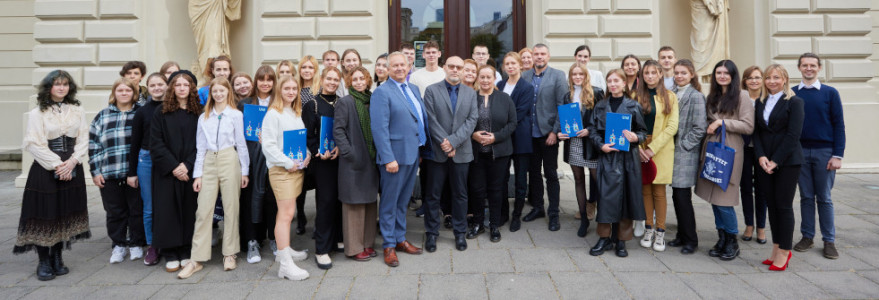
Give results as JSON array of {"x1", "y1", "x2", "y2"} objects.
[
  {"x1": 471, "y1": 89, "x2": 517, "y2": 160},
  {"x1": 561, "y1": 87, "x2": 604, "y2": 163},
  {"x1": 497, "y1": 78, "x2": 535, "y2": 155},
  {"x1": 753, "y1": 94, "x2": 804, "y2": 167}
]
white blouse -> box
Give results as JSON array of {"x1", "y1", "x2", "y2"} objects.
[
  {"x1": 261, "y1": 106, "x2": 308, "y2": 170},
  {"x1": 23, "y1": 104, "x2": 89, "y2": 170},
  {"x1": 193, "y1": 106, "x2": 250, "y2": 178}
]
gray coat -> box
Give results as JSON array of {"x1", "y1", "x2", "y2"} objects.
[
  {"x1": 671, "y1": 85, "x2": 708, "y2": 188},
  {"x1": 423, "y1": 81, "x2": 478, "y2": 163},
  {"x1": 333, "y1": 95, "x2": 379, "y2": 204},
  {"x1": 521, "y1": 67, "x2": 568, "y2": 135}
]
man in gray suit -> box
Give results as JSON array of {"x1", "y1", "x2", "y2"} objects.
[
  {"x1": 421, "y1": 56, "x2": 478, "y2": 252},
  {"x1": 520, "y1": 43, "x2": 568, "y2": 231}
]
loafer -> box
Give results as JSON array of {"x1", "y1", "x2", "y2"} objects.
[
  {"x1": 509, "y1": 218, "x2": 521, "y2": 232},
  {"x1": 383, "y1": 248, "x2": 399, "y2": 267},
  {"x1": 667, "y1": 238, "x2": 684, "y2": 247},
  {"x1": 455, "y1": 234, "x2": 468, "y2": 251},
  {"x1": 681, "y1": 244, "x2": 696, "y2": 255},
  {"x1": 489, "y1": 226, "x2": 501, "y2": 243},
  {"x1": 395, "y1": 241, "x2": 423, "y2": 255},
  {"x1": 424, "y1": 234, "x2": 437, "y2": 253},
  {"x1": 365, "y1": 247, "x2": 377, "y2": 257},
  {"x1": 548, "y1": 215, "x2": 560, "y2": 231},
  {"x1": 522, "y1": 209, "x2": 545, "y2": 222},
  {"x1": 615, "y1": 241, "x2": 628, "y2": 257},
  {"x1": 589, "y1": 237, "x2": 613, "y2": 256},
  {"x1": 466, "y1": 224, "x2": 484, "y2": 239},
  {"x1": 350, "y1": 250, "x2": 371, "y2": 261},
  {"x1": 793, "y1": 237, "x2": 814, "y2": 252}
]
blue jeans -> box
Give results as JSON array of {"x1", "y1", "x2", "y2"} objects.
[
  {"x1": 799, "y1": 147, "x2": 836, "y2": 242},
  {"x1": 712, "y1": 205, "x2": 738, "y2": 234},
  {"x1": 136, "y1": 149, "x2": 154, "y2": 245}
]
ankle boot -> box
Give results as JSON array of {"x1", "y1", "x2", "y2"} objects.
[
  {"x1": 708, "y1": 230, "x2": 727, "y2": 257},
  {"x1": 589, "y1": 237, "x2": 613, "y2": 256},
  {"x1": 719, "y1": 231, "x2": 740, "y2": 261},
  {"x1": 615, "y1": 240, "x2": 628, "y2": 257},
  {"x1": 50, "y1": 243, "x2": 69, "y2": 276},
  {"x1": 36, "y1": 246, "x2": 55, "y2": 281},
  {"x1": 510, "y1": 199, "x2": 524, "y2": 232},
  {"x1": 577, "y1": 218, "x2": 590, "y2": 238}
]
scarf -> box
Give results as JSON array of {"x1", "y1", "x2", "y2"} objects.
[{"x1": 350, "y1": 87, "x2": 375, "y2": 160}]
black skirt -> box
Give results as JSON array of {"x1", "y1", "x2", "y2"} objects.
[{"x1": 14, "y1": 147, "x2": 91, "y2": 254}]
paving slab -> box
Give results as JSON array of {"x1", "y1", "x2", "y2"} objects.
[
  {"x1": 676, "y1": 273, "x2": 766, "y2": 300},
  {"x1": 737, "y1": 272, "x2": 831, "y2": 299},
  {"x1": 797, "y1": 271, "x2": 879, "y2": 299},
  {"x1": 20, "y1": 286, "x2": 98, "y2": 300},
  {"x1": 615, "y1": 271, "x2": 701, "y2": 299},
  {"x1": 86, "y1": 284, "x2": 163, "y2": 300},
  {"x1": 451, "y1": 248, "x2": 514, "y2": 274},
  {"x1": 550, "y1": 271, "x2": 629, "y2": 299},
  {"x1": 246, "y1": 277, "x2": 321, "y2": 299},
  {"x1": 348, "y1": 275, "x2": 419, "y2": 300},
  {"x1": 486, "y1": 272, "x2": 559, "y2": 300},
  {"x1": 179, "y1": 281, "x2": 256, "y2": 299},
  {"x1": 510, "y1": 247, "x2": 577, "y2": 272},
  {"x1": 0, "y1": 286, "x2": 38, "y2": 300},
  {"x1": 654, "y1": 250, "x2": 729, "y2": 274},
  {"x1": 419, "y1": 273, "x2": 488, "y2": 300}
]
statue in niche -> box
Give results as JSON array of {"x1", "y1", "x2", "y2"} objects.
[
  {"x1": 690, "y1": 0, "x2": 730, "y2": 79},
  {"x1": 189, "y1": 0, "x2": 241, "y2": 72}
]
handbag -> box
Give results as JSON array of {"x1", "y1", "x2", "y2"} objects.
[{"x1": 700, "y1": 121, "x2": 735, "y2": 191}]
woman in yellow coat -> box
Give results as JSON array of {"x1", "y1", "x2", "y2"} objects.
[{"x1": 634, "y1": 60, "x2": 679, "y2": 252}]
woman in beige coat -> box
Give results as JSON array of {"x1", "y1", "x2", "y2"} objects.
[{"x1": 695, "y1": 60, "x2": 754, "y2": 261}]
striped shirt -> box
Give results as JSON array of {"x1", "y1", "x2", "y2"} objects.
[{"x1": 89, "y1": 103, "x2": 140, "y2": 179}]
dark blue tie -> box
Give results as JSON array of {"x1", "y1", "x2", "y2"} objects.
[
  {"x1": 449, "y1": 85, "x2": 458, "y2": 113},
  {"x1": 400, "y1": 84, "x2": 426, "y2": 146}
]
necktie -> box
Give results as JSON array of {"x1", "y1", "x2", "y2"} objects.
[
  {"x1": 449, "y1": 85, "x2": 458, "y2": 113},
  {"x1": 400, "y1": 84, "x2": 426, "y2": 146}
]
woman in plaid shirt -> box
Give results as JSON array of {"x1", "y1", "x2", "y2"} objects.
[{"x1": 89, "y1": 78, "x2": 144, "y2": 264}]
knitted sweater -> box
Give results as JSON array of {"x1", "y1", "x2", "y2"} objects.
[{"x1": 792, "y1": 84, "x2": 845, "y2": 157}]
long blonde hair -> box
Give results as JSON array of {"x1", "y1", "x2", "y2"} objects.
[
  {"x1": 298, "y1": 55, "x2": 321, "y2": 92},
  {"x1": 269, "y1": 75, "x2": 302, "y2": 116},
  {"x1": 203, "y1": 77, "x2": 235, "y2": 119},
  {"x1": 567, "y1": 63, "x2": 595, "y2": 109},
  {"x1": 761, "y1": 64, "x2": 795, "y2": 101}
]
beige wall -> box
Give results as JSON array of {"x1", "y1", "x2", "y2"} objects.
[{"x1": 0, "y1": 1, "x2": 37, "y2": 152}]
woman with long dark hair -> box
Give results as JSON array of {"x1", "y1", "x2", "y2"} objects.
[
  {"x1": 694, "y1": 60, "x2": 754, "y2": 261},
  {"x1": 16, "y1": 70, "x2": 91, "y2": 281},
  {"x1": 620, "y1": 54, "x2": 641, "y2": 95}
]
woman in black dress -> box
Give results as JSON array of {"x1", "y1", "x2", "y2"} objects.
[
  {"x1": 150, "y1": 70, "x2": 202, "y2": 272},
  {"x1": 16, "y1": 70, "x2": 91, "y2": 281}
]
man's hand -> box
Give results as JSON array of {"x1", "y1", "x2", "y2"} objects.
[
  {"x1": 92, "y1": 174, "x2": 105, "y2": 188},
  {"x1": 441, "y1": 138, "x2": 453, "y2": 153},
  {"x1": 385, "y1": 160, "x2": 399, "y2": 173},
  {"x1": 126, "y1": 176, "x2": 138, "y2": 188},
  {"x1": 192, "y1": 178, "x2": 202, "y2": 192},
  {"x1": 546, "y1": 132, "x2": 557, "y2": 145},
  {"x1": 827, "y1": 157, "x2": 842, "y2": 171}
]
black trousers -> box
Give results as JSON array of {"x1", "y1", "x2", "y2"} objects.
[
  {"x1": 741, "y1": 147, "x2": 767, "y2": 228},
  {"x1": 423, "y1": 160, "x2": 469, "y2": 236},
  {"x1": 757, "y1": 165, "x2": 800, "y2": 250},
  {"x1": 419, "y1": 161, "x2": 453, "y2": 216},
  {"x1": 251, "y1": 179, "x2": 278, "y2": 242},
  {"x1": 468, "y1": 154, "x2": 511, "y2": 228},
  {"x1": 99, "y1": 178, "x2": 145, "y2": 247},
  {"x1": 512, "y1": 154, "x2": 530, "y2": 217},
  {"x1": 671, "y1": 187, "x2": 698, "y2": 247},
  {"x1": 529, "y1": 136, "x2": 560, "y2": 216},
  {"x1": 313, "y1": 159, "x2": 342, "y2": 255}
]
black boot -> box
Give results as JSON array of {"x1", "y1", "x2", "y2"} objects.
[
  {"x1": 589, "y1": 237, "x2": 613, "y2": 256},
  {"x1": 577, "y1": 218, "x2": 590, "y2": 237},
  {"x1": 36, "y1": 246, "x2": 55, "y2": 281},
  {"x1": 708, "y1": 230, "x2": 727, "y2": 257},
  {"x1": 50, "y1": 243, "x2": 69, "y2": 276},
  {"x1": 615, "y1": 240, "x2": 628, "y2": 257},
  {"x1": 719, "y1": 231, "x2": 740, "y2": 261},
  {"x1": 510, "y1": 198, "x2": 524, "y2": 232}
]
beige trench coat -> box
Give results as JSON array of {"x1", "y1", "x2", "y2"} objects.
[{"x1": 694, "y1": 92, "x2": 754, "y2": 207}]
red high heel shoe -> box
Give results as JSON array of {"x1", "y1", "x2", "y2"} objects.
[{"x1": 769, "y1": 251, "x2": 792, "y2": 271}]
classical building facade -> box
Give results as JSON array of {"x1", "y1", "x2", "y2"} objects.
[{"x1": 2, "y1": 0, "x2": 877, "y2": 185}]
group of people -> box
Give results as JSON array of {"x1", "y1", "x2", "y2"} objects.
[{"x1": 14, "y1": 40, "x2": 845, "y2": 282}]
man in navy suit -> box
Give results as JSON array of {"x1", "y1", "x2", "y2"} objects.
[{"x1": 370, "y1": 51, "x2": 429, "y2": 267}]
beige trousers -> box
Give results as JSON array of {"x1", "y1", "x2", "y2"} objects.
[
  {"x1": 342, "y1": 202, "x2": 378, "y2": 256},
  {"x1": 191, "y1": 147, "x2": 241, "y2": 261}
]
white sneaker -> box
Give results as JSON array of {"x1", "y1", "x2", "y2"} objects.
[
  {"x1": 165, "y1": 260, "x2": 181, "y2": 272},
  {"x1": 653, "y1": 230, "x2": 666, "y2": 252},
  {"x1": 129, "y1": 246, "x2": 144, "y2": 260},
  {"x1": 110, "y1": 246, "x2": 128, "y2": 264},
  {"x1": 315, "y1": 254, "x2": 332, "y2": 269},
  {"x1": 269, "y1": 240, "x2": 278, "y2": 256},
  {"x1": 246, "y1": 240, "x2": 262, "y2": 264},
  {"x1": 634, "y1": 221, "x2": 646, "y2": 237},
  {"x1": 640, "y1": 228, "x2": 654, "y2": 248}
]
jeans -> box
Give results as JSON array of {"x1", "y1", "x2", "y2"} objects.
[
  {"x1": 799, "y1": 147, "x2": 836, "y2": 242},
  {"x1": 712, "y1": 205, "x2": 738, "y2": 235},
  {"x1": 136, "y1": 149, "x2": 154, "y2": 245}
]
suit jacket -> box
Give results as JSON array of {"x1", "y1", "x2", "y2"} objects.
[
  {"x1": 754, "y1": 95, "x2": 804, "y2": 167},
  {"x1": 369, "y1": 78, "x2": 430, "y2": 166},
  {"x1": 423, "y1": 81, "x2": 478, "y2": 163},
  {"x1": 521, "y1": 66, "x2": 568, "y2": 135},
  {"x1": 497, "y1": 78, "x2": 535, "y2": 154},
  {"x1": 334, "y1": 95, "x2": 379, "y2": 204},
  {"x1": 670, "y1": 85, "x2": 708, "y2": 188},
  {"x1": 471, "y1": 89, "x2": 517, "y2": 160}
]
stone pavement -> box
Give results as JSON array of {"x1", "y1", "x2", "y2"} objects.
[{"x1": 1, "y1": 170, "x2": 878, "y2": 299}]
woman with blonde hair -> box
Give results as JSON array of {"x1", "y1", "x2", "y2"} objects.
[
  {"x1": 497, "y1": 52, "x2": 535, "y2": 232},
  {"x1": 295, "y1": 55, "x2": 321, "y2": 235},
  {"x1": 462, "y1": 59, "x2": 479, "y2": 90},
  {"x1": 518, "y1": 48, "x2": 534, "y2": 71},
  {"x1": 276, "y1": 60, "x2": 296, "y2": 78}
]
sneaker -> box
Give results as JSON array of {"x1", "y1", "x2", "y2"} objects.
[
  {"x1": 653, "y1": 230, "x2": 666, "y2": 252},
  {"x1": 793, "y1": 237, "x2": 814, "y2": 252},
  {"x1": 177, "y1": 261, "x2": 202, "y2": 279},
  {"x1": 640, "y1": 228, "x2": 654, "y2": 248},
  {"x1": 246, "y1": 240, "x2": 262, "y2": 264},
  {"x1": 144, "y1": 246, "x2": 160, "y2": 266},
  {"x1": 224, "y1": 255, "x2": 237, "y2": 271},
  {"x1": 315, "y1": 254, "x2": 332, "y2": 269},
  {"x1": 634, "y1": 221, "x2": 645, "y2": 237},
  {"x1": 823, "y1": 241, "x2": 839, "y2": 259},
  {"x1": 110, "y1": 246, "x2": 128, "y2": 264},
  {"x1": 165, "y1": 260, "x2": 181, "y2": 272},
  {"x1": 129, "y1": 246, "x2": 144, "y2": 260},
  {"x1": 181, "y1": 259, "x2": 191, "y2": 267},
  {"x1": 269, "y1": 240, "x2": 278, "y2": 256}
]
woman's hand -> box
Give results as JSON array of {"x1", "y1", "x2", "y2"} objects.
[
  {"x1": 558, "y1": 132, "x2": 570, "y2": 140},
  {"x1": 707, "y1": 119, "x2": 722, "y2": 135},
  {"x1": 302, "y1": 154, "x2": 311, "y2": 169},
  {"x1": 126, "y1": 176, "x2": 138, "y2": 188},
  {"x1": 576, "y1": 128, "x2": 589, "y2": 138},
  {"x1": 472, "y1": 131, "x2": 485, "y2": 141},
  {"x1": 192, "y1": 177, "x2": 202, "y2": 192},
  {"x1": 481, "y1": 133, "x2": 495, "y2": 146},
  {"x1": 92, "y1": 174, "x2": 105, "y2": 188},
  {"x1": 758, "y1": 156, "x2": 774, "y2": 174},
  {"x1": 622, "y1": 130, "x2": 639, "y2": 143},
  {"x1": 241, "y1": 175, "x2": 249, "y2": 188},
  {"x1": 329, "y1": 147, "x2": 339, "y2": 160},
  {"x1": 602, "y1": 143, "x2": 619, "y2": 153}
]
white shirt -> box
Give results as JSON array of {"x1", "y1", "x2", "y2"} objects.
[
  {"x1": 23, "y1": 104, "x2": 89, "y2": 170},
  {"x1": 409, "y1": 67, "x2": 446, "y2": 95},
  {"x1": 797, "y1": 79, "x2": 821, "y2": 90},
  {"x1": 663, "y1": 76, "x2": 675, "y2": 90},
  {"x1": 502, "y1": 81, "x2": 516, "y2": 96},
  {"x1": 494, "y1": 71, "x2": 503, "y2": 85},
  {"x1": 194, "y1": 106, "x2": 249, "y2": 178},
  {"x1": 261, "y1": 106, "x2": 308, "y2": 169},
  {"x1": 764, "y1": 91, "x2": 784, "y2": 124},
  {"x1": 258, "y1": 96, "x2": 271, "y2": 107},
  {"x1": 589, "y1": 69, "x2": 606, "y2": 92}
]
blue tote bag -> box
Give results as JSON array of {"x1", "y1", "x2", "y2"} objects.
[{"x1": 700, "y1": 121, "x2": 735, "y2": 191}]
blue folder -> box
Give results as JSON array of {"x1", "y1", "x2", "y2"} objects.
[
  {"x1": 557, "y1": 103, "x2": 583, "y2": 136},
  {"x1": 319, "y1": 116, "x2": 335, "y2": 154},
  {"x1": 243, "y1": 104, "x2": 268, "y2": 142},
  {"x1": 283, "y1": 129, "x2": 307, "y2": 164},
  {"x1": 605, "y1": 112, "x2": 632, "y2": 152}
]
